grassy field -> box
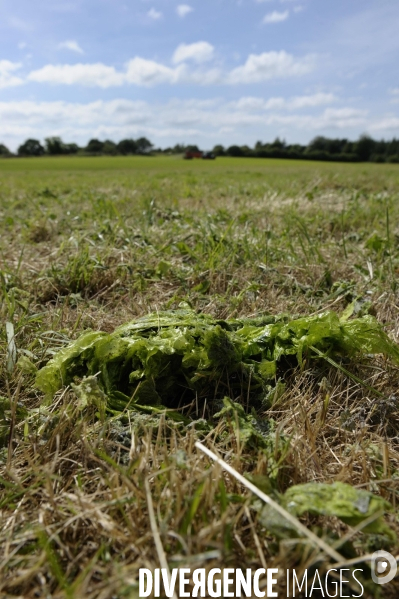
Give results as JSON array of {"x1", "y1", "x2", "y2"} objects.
[{"x1": 1, "y1": 155, "x2": 399, "y2": 598}]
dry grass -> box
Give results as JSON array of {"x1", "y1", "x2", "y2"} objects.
[{"x1": 1, "y1": 157, "x2": 399, "y2": 597}]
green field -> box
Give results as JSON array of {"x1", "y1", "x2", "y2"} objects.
[
  {"x1": 2, "y1": 153, "x2": 399, "y2": 186},
  {"x1": 1, "y1": 156, "x2": 399, "y2": 598}
]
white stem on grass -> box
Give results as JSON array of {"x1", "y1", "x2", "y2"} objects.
[
  {"x1": 145, "y1": 477, "x2": 178, "y2": 599},
  {"x1": 195, "y1": 440, "x2": 344, "y2": 564}
]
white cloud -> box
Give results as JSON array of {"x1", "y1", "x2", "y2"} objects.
[
  {"x1": 285, "y1": 92, "x2": 336, "y2": 109},
  {"x1": 227, "y1": 51, "x2": 314, "y2": 84},
  {"x1": 389, "y1": 89, "x2": 399, "y2": 104},
  {"x1": 316, "y1": 107, "x2": 367, "y2": 129},
  {"x1": 25, "y1": 50, "x2": 314, "y2": 88},
  {"x1": 28, "y1": 59, "x2": 190, "y2": 88},
  {"x1": 58, "y1": 40, "x2": 84, "y2": 54},
  {"x1": 27, "y1": 60, "x2": 190, "y2": 88},
  {"x1": 263, "y1": 10, "x2": 289, "y2": 24},
  {"x1": 232, "y1": 93, "x2": 336, "y2": 111},
  {"x1": 125, "y1": 58, "x2": 183, "y2": 86},
  {"x1": 124, "y1": 59, "x2": 221, "y2": 86},
  {"x1": 0, "y1": 60, "x2": 23, "y2": 89},
  {"x1": 370, "y1": 117, "x2": 399, "y2": 131},
  {"x1": 28, "y1": 63, "x2": 125, "y2": 87},
  {"x1": 147, "y1": 8, "x2": 162, "y2": 20},
  {"x1": 0, "y1": 99, "x2": 204, "y2": 149},
  {"x1": 172, "y1": 42, "x2": 215, "y2": 65},
  {"x1": 0, "y1": 98, "x2": 375, "y2": 153},
  {"x1": 232, "y1": 97, "x2": 267, "y2": 111},
  {"x1": 176, "y1": 4, "x2": 193, "y2": 18}
]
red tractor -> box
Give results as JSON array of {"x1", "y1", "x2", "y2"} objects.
[
  {"x1": 184, "y1": 150, "x2": 203, "y2": 159},
  {"x1": 184, "y1": 150, "x2": 215, "y2": 160}
]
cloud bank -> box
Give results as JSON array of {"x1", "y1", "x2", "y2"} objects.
[
  {"x1": 0, "y1": 96, "x2": 382, "y2": 152},
  {"x1": 227, "y1": 51, "x2": 314, "y2": 84},
  {"x1": 25, "y1": 49, "x2": 314, "y2": 88}
]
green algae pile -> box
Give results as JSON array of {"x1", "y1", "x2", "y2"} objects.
[
  {"x1": 36, "y1": 308, "x2": 399, "y2": 415},
  {"x1": 34, "y1": 309, "x2": 399, "y2": 545}
]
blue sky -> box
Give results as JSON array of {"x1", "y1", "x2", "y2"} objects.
[{"x1": 1, "y1": 0, "x2": 399, "y2": 150}]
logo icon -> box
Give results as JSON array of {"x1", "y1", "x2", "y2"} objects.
[{"x1": 371, "y1": 551, "x2": 398, "y2": 585}]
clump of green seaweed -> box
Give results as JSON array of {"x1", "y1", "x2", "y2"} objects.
[
  {"x1": 257, "y1": 480, "x2": 395, "y2": 541},
  {"x1": 36, "y1": 308, "x2": 399, "y2": 416}
]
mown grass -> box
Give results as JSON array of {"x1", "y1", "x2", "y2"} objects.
[{"x1": 1, "y1": 156, "x2": 399, "y2": 598}]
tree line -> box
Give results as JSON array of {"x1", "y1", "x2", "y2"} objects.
[
  {"x1": 0, "y1": 136, "x2": 154, "y2": 157},
  {"x1": 1, "y1": 134, "x2": 399, "y2": 163},
  {"x1": 206, "y1": 135, "x2": 399, "y2": 163}
]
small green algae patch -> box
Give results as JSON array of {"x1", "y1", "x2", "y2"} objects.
[
  {"x1": 36, "y1": 308, "x2": 399, "y2": 414},
  {"x1": 259, "y1": 481, "x2": 395, "y2": 541},
  {"x1": 215, "y1": 397, "x2": 288, "y2": 480},
  {"x1": 285, "y1": 481, "x2": 393, "y2": 534}
]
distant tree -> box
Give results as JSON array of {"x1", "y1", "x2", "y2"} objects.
[
  {"x1": 103, "y1": 140, "x2": 118, "y2": 155},
  {"x1": 286, "y1": 145, "x2": 304, "y2": 159},
  {"x1": 186, "y1": 144, "x2": 200, "y2": 153},
  {"x1": 342, "y1": 141, "x2": 355, "y2": 154},
  {"x1": 136, "y1": 137, "x2": 153, "y2": 154},
  {"x1": 288, "y1": 143, "x2": 304, "y2": 154},
  {"x1": 240, "y1": 145, "x2": 253, "y2": 156},
  {"x1": 0, "y1": 143, "x2": 11, "y2": 156},
  {"x1": 355, "y1": 134, "x2": 375, "y2": 161},
  {"x1": 387, "y1": 138, "x2": 399, "y2": 157},
  {"x1": 45, "y1": 136, "x2": 66, "y2": 155},
  {"x1": 117, "y1": 138, "x2": 137, "y2": 155},
  {"x1": 18, "y1": 139, "x2": 45, "y2": 157},
  {"x1": 370, "y1": 153, "x2": 386, "y2": 163},
  {"x1": 226, "y1": 145, "x2": 243, "y2": 157},
  {"x1": 64, "y1": 143, "x2": 80, "y2": 154},
  {"x1": 307, "y1": 136, "x2": 329, "y2": 153},
  {"x1": 45, "y1": 138, "x2": 80, "y2": 154},
  {"x1": 172, "y1": 143, "x2": 186, "y2": 154},
  {"x1": 86, "y1": 139, "x2": 104, "y2": 153},
  {"x1": 271, "y1": 137, "x2": 286, "y2": 149},
  {"x1": 328, "y1": 138, "x2": 347, "y2": 154},
  {"x1": 254, "y1": 141, "x2": 269, "y2": 157},
  {"x1": 213, "y1": 144, "x2": 225, "y2": 156}
]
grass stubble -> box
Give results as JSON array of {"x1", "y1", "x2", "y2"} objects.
[{"x1": 0, "y1": 156, "x2": 399, "y2": 598}]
